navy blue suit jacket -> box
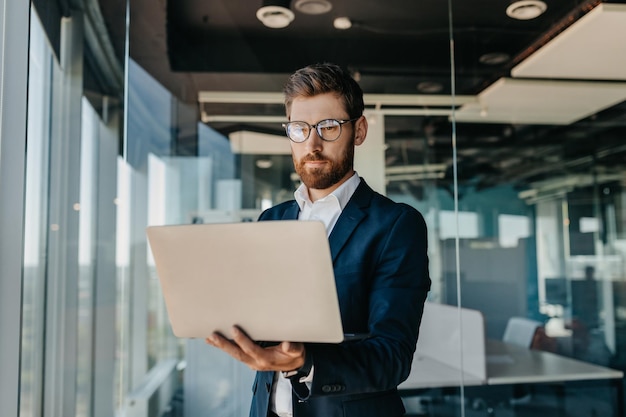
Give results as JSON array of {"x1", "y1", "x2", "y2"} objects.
[{"x1": 250, "y1": 179, "x2": 431, "y2": 417}]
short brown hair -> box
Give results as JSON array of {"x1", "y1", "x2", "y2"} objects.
[{"x1": 283, "y1": 63, "x2": 364, "y2": 120}]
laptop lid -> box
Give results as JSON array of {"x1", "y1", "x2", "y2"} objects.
[{"x1": 146, "y1": 220, "x2": 344, "y2": 343}]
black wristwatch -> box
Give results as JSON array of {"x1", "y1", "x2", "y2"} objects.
[{"x1": 282, "y1": 350, "x2": 313, "y2": 380}]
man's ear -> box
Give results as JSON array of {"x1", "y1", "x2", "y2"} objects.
[{"x1": 354, "y1": 116, "x2": 368, "y2": 146}]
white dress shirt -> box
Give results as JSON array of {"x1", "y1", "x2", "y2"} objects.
[{"x1": 270, "y1": 173, "x2": 361, "y2": 417}]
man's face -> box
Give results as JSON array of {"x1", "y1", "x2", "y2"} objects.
[{"x1": 289, "y1": 93, "x2": 365, "y2": 193}]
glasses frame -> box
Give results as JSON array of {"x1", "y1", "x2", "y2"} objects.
[{"x1": 282, "y1": 117, "x2": 360, "y2": 143}]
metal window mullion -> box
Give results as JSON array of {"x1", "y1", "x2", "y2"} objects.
[
  {"x1": 43, "y1": 12, "x2": 84, "y2": 417},
  {"x1": 0, "y1": 0, "x2": 30, "y2": 416},
  {"x1": 92, "y1": 98, "x2": 120, "y2": 417}
]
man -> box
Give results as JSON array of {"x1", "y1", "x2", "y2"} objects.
[{"x1": 206, "y1": 62, "x2": 431, "y2": 417}]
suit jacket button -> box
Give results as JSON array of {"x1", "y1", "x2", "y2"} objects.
[{"x1": 322, "y1": 385, "x2": 331, "y2": 393}]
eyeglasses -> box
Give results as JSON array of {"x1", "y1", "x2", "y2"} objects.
[{"x1": 282, "y1": 117, "x2": 359, "y2": 143}]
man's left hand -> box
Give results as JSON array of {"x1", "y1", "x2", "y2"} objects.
[{"x1": 205, "y1": 325, "x2": 305, "y2": 372}]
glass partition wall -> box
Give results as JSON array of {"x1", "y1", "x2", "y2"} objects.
[
  {"x1": 19, "y1": 3, "x2": 126, "y2": 417},
  {"x1": 443, "y1": 2, "x2": 626, "y2": 417},
  {"x1": 7, "y1": 1, "x2": 626, "y2": 417}
]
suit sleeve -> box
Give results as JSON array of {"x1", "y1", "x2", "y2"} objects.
[{"x1": 304, "y1": 206, "x2": 431, "y2": 398}]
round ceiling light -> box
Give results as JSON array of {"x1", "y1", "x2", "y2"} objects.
[
  {"x1": 293, "y1": 0, "x2": 333, "y2": 15},
  {"x1": 417, "y1": 81, "x2": 443, "y2": 94},
  {"x1": 506, "y1": 0, "x2": 547, "y2": 20},
  {"x1": 333, "y1": 17, "x2": 352, "y2": 30},
  {"x1": 479, "y1": 52, "x2": 510, "y2": 65},
  {"x1": 256, "y1": 159, "x2": 273, "y2": 169},
  {"x1": 256, "y1": 5, "x2": 295, "y2": 28}
]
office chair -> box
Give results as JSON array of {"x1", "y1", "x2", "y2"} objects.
[{"x1": 502, "y1": 317, "x2": 543, "y2": 348}]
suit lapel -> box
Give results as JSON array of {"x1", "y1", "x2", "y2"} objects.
[
  {"x1": 281, "y1": 201, "x2": 300, "y2": 220},
  {"x1": 328, "y1": 180, "x2": 373, "y2": 261}
]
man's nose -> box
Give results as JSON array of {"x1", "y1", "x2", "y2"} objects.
[{"x1": 305, "y1": 129, "x2": 324, "y2": 151}]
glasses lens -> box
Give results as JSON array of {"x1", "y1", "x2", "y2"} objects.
[
  {"x1": 286, "y1": 122, "x2": 309, "y2": 142},
  {"x1": 316, "y1": 119, "x2": 341, "y2": 141}
]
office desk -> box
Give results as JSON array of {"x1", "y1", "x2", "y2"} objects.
[
  {"x1": 401, "y1": 338, "x2": 623, "y2": 389},
  {"x1": 400, "y1": 303, "x2": 625, "y2": 415},
  {"x1": 486, "y1": 339, "x2": 623, "y2": 385},
  {"x1": 487, "y1": 339, "x2": 624, "y2": 417},
  {"x1": 401, "y1": 339, "x2": 624, "y2": 416}
]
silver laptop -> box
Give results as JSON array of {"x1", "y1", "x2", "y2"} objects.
[{"x1": 146, "y1": 220, "x2": 344, "y2": 343}]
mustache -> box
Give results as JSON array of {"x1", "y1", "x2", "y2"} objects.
[{"x1": 301, "y1": 154, "x2": 328, "y2": 162}]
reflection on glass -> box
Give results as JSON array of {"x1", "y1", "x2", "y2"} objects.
[
  {"x1": 15, "y1": 0, "x2": 626, "y2": 415},
  {"x1": 20, "y1": 9, "x2": 51, "y2": 417},
  {"x1": 442, "y1": 3, "x2": 626, "y2": 415},
  {"x1": 75, "y1": 98, "x2": 98, "y2": 416},
  {"x1": 115, "y1": 157, "x2": 132, "y2": 412}
]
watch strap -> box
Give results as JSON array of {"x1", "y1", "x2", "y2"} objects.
[{"x1": 282, "y1": 349, "x2": 313, "y2": 381}]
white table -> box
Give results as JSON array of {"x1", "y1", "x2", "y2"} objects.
[
  {"x1": 486, "y1": 339, "x2": 623, "y2": 385},
  {"x1": 400, "y1": 339, "x2": 624, "y2": 416}
]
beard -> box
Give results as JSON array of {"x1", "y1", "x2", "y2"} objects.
[{"x1": 294, "y1": 137, "x2": 355, "y2": 190}]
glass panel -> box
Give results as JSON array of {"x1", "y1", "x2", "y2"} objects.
[
  {"x1": 21, "y1": 4, "x2": 127, "y2": 416},
  {"x1": 115, "y1": 155, "x2": 132, "y2": 411},
  {"x1": 116, "y1": 57, "x2": 185, "y2": 410},
  {"x1": 75, "y1": 98, "x2": 100, "y2": 416},
  {"x1": 20, "y1": 9, "x2": 52, "y2": 417},
  {"x1": 448, "y1": 2, "x2": 626, "y2": 416},
  {"x1": 13, "y1": 0, "x2": 626, "y2": 416}
]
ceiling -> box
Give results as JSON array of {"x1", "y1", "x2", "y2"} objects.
[{"x1": 97, "y1": 0, "x2": 626, "y2": 197}]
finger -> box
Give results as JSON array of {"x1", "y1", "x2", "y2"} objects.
[
  {"x1": 281, "y1": 341, "x2": 295, "y2": 353},
  {"x1": 281, "y1": 341, "x2": 304, "y2": 355},
  {"x1": 231, "y1": 327, "x2": 290, "y2": 370},
  {"x1": 207, "y1": 332, "x2": 244, "y2": 357},
  {"x1": 205, "y1": 331, "x2": 226, "y2": 346},
  {"x1": 232, "y1": 326, "x2": 263, "y2": 356}
]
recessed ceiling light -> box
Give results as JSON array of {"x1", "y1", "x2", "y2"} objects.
[
  {"x1": 333, "y1": 17, "x2": 352, "y2": 30},
  {"x1": 257, "y1": 3, "x2": 295, "y2": 28},
  {"x1": 479, "y1": 52, "x2": 510, "y2": 65},
  {"x1": 417, "y1": 81, "x2": 443, "y2": 94},
  {"x1": 506, "y1": 0, "x2": 547, "y2": 20},
  {"x1": 256, "y1": 159, "x2": 273, "y2": 169},
  {"x1": 293, "y1": 0, "x2": 333, "y2": 15}
]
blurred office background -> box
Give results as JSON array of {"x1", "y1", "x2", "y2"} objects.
[{"x1": 2, "y1": 0, "x2": 626, "y2": 416}]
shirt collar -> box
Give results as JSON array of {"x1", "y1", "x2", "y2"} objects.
[{"x1": 294, "y1": 172, "x2": 361, "y2": 211}]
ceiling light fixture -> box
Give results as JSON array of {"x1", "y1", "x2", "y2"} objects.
[
  {"x1": 257, "y1": 0, "x2": 295, "y2": 29},
  {"x1": 479, "y1": 52, "x2": 511, "y2": 65},
  {"x1": 506, "y1": 0, "x2": 547, "y2": 20},
  {"x1": 256, "y1": 159, "x2": 274, "y2": 169},
  {"x1": 333, "y1": 17, "x2": 352, "y2": 30},
  {"x1": 417, "y1": 81, "x2": 443, "y2": 94},
  {"x1": 293, "y1": 0, "x2": 332, "y2": 15}
]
